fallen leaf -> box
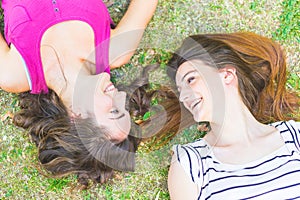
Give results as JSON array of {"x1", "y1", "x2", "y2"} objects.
[
  {"x1": 1, "y1": 111, "x2": 14, "y2": 121},
  {"x1": 134, "y1": 119, "x2": 143, "y2": 125},
  {"x1": 114, "y1": 173, "x2": 123, "y2": 181}
]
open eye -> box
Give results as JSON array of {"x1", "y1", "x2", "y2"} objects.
[
  {"x1": 187, "y1": 76, "x2": 195, "y2": 84},
  {"x1": 110, "y1": 108, "x2": 119, "y2": 114}
]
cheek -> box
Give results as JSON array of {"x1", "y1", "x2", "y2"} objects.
[
  {"x1": 117, "y1": 112, "x2": 131, "y2": 134},
  {"x1": 189, "y1": 84, "x2": 202, "y2": 97},
  {"x1": 108, "y1": 113, "x2": 131, "y2": 142},
  {"x1": 94, "y1": 96, "x2": 112, "y2": 113},
  {"x1": 195, "y1": 80, "x2": 210, "y2": 96},
  {"x1": 93, "y1": 97, "x2": 112, "y2": 126}
]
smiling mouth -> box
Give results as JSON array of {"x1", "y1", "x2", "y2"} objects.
[
  {"x1": 109, "y1": 113, "x2": 125, "y2": 120},
  {"x1": 191, "y1": 98, "x2": 203, "y2": 110},
  {"x1": 104, "y1": 83, "x2": 115, "y2": 93}
]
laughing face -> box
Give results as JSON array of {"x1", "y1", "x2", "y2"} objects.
[
  {"x1": 94, "y1": 72, "x2": 131, "y2": 143},
  {"x1": 175, "y1": 60, "x2": 214, "y2": 122}
]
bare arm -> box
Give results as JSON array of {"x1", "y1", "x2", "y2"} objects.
[
  {"x1": 168, "y1": 158, "x2": 199, "y2": 200},
  {"x1": 0, "y1": 33, "x2": 30, "y2": 93},
  {"x1": 109, "y1": 0, "x2": 158, "y2": 68}
]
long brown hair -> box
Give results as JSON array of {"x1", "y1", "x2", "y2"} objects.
[
  {"x1": 13, "y1": 89, "x2": 140, "y2": 187},
  {"x1": 167, "y1": 32, "x2": 299, "y2": 123},
  {"x1": 13, "y1": 64, "x2": 185, "y2": 187}
]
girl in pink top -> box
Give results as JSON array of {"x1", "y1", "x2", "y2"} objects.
[{"x1": 0, "y1": 0, "x2": 158, "y2": 187}]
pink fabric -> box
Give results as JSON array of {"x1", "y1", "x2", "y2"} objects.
[{"x1": 2, "y1": 0, "x2": 112, "y2": 94}]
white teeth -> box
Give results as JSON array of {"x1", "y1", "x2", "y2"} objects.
[{"x1": 104, "y1": 84, "x2": 115, "y2": 93}]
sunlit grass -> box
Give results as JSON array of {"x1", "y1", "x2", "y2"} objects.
[{"x1": 0, "y1": 0, "x2": 299, "y2": 199}]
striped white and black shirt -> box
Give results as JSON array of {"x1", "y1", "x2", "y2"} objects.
[{"x1": 173, "y1": 120, "x2": 300, "y2": 199}]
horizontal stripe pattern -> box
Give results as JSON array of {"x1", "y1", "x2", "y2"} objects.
[{"x1": 173, "y1": 120, "x2": 300, "y2": 199}]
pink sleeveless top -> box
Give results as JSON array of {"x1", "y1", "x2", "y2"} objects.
[{"x1": 2, "y1": 0, "x2": 112, "y2": 93}]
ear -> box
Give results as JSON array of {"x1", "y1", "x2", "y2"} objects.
[{"x1": 219, "y1": 66, "x2": 237, "y2": 85}]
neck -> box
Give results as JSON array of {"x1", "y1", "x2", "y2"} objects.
[
  {"x1": 205, "y1": 91, "x2": 274, "y2": 147},
  {"x1": 46, "y1": 65, "x2": 98, "y2": 118}
]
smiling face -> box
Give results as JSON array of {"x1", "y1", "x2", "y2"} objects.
[
  {"x1": 94, "y1": 73, "x2": 131, "y2": 143},
  {"x1": 176, "y1": 60, "x2": 214, "y2": 122}
]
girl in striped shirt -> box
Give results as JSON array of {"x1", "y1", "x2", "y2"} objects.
[{"x1": 167, "y1": 32, "x2": 300, "y2": 199}]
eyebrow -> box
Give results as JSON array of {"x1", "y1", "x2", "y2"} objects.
[{"x1": 181, "y1": 70, "x2": 197, "y2": 82}]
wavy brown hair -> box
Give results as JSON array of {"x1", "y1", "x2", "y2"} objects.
[
  {"x1": 167, "y1": 32, "x2": 299, "y2": 123},
  {"x1": 13, "y1": 89, "x2": 140, "y2": 187},
  {"x1": 13, "y1": 65, "x2": 184, "y2": 187}
]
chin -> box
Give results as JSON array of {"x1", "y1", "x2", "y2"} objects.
[
  {"x1": 193, "y1": 112, "x2": 202, "y2": 122},
  {"x1": 194, "y1": 117, "x2": 202, "y2": 123},
  {"x1": 193, "y1": 114, "x2": 210, "y2": 123},
  {"x1": 112, "y1": 131, "x2": 130, "y2": 144}
]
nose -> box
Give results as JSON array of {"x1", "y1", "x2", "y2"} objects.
[
  {"x1": 113, "y1": 91, "x2": 127, "y2": 109},
  {"x1": 179, "y1": 87, "x2": 190, "y2": 102}
]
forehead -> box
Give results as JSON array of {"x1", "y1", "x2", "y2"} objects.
[
  {"x1": 176, "y1": 60, "x2": 206, "y2": 81},
  {"x1": 175, "y1": 60, "x2": 219, "y2": 84},
  {"x1": 177, "y1": 61, "x2": 196, "y2": 75}
]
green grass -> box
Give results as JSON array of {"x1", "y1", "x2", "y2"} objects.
[
  {"x1": 0, "y1": 0, "x2": 299, "y2": 199},
  {"x1": 273, "y1": 0, "x2": 300, "y2": 42}
]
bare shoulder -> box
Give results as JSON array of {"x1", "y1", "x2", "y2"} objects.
[
  {"x1": 0, "y1": 44, "x2": 30, "y2": 93},
  {"x1": 168, "y1": 155, "x2": 199, "y2": 200}
]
